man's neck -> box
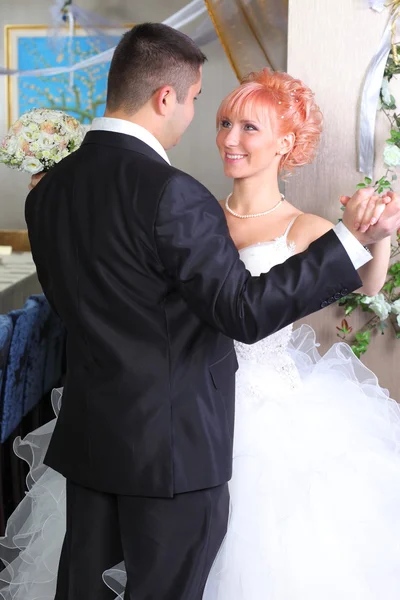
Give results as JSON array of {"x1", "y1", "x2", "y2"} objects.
[
  {"x1": 104, "y1": 110, "x2": 160, "y2": 142},
  {"x1": 94, "y1": 114, "x2": 171, "y2": 165}
]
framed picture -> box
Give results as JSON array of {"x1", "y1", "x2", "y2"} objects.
[{"x1": 4, "y1": 24, "x2": 129, "y2": 127}]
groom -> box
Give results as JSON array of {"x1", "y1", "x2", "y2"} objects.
[{"x1": 26, "y1": 23, "x2": 400, "y2": 600}]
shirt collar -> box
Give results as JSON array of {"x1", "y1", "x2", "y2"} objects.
[{"x1": 90, "y1": 117, "x2": 171, "y2": 165}]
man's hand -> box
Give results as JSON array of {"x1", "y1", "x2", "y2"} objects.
[
  {"x1": 341, "y1": 188, "x2": 400, "y2": 245},
  {"x1": 28, "y1": 172, "x2": 46, "y2": 190}
]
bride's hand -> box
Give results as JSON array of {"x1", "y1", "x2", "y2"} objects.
[
  {"x1": 341, "y1": 187, "x2": 400, "y2": 245},
  {"x1": 28, "y1": 172, "x2": 46, "y2": 190},
  {"x1": 340, "y1": 192, "x2": 391, "y2": 232}
]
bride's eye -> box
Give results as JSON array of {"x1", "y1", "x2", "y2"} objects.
[
  {"x1": 220, "y1": 119, "x2": 231, "y2": 129},
  {"x1": 244, "y1": 123, "x2": 258, "y2": 131}
]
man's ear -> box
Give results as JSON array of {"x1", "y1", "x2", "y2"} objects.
[{"x1": 153, "y1": 86, "x2": 177, "y2": 116}]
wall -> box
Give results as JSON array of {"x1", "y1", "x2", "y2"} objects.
[
  {"x1": 0, "y1": 0, "x2": 238, "y2": 228},
  {"x1": 1, "y1": 0, "x2": 397, "y2": 395},
  {"x1": 287, "y1": 0, "x2": 398, "y2": 395}
]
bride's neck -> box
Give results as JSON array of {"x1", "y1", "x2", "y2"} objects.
[{"x1": 230, "y1": 173, "x2": 282, "y2": 214}]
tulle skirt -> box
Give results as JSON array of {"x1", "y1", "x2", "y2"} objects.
[
  {"x1": 204, "y1": 326, "x2": 400, "y2": 600},
  {"x1": 0, "y1": 390, "x2": 65, "y2": 600},
  {"x1": 1, "y1": 326, "x2": 400, "y2": 600}
]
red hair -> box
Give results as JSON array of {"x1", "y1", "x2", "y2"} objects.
[{"x1": 216, "y1": 68, "x2": 323, "y2": 173}]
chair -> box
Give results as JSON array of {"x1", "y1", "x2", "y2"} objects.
[
  {"x1": 22, "y1": 294, "x2": 65, "y2": 415},
  {"x1": 0, "y1": 314, "x2": 14, "y2": 533},
  {"x1": 0, "y1": 298, "x2": 41, "y2": 443},
  {"x1": 22, "y1": 295, "x2": 50, "y2": 416},
  {"x1": 0, "y1": 314, "x2": 13, "y2": 403}
]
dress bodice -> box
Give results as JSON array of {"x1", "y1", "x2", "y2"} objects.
[{"x1": 234, "y1": 228, "x2": 301, "y2": 391}]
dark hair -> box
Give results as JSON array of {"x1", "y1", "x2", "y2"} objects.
[{"x1": 106, "y1": 23, "x2": 207, "y2": 113}]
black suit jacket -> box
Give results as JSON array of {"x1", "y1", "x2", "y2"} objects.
[{"x1": 25, "y1": 130, "x2": 362, "y2": 497}]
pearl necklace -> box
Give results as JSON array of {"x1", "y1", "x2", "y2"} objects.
[{"x1": 225, "y1": 192, "x2": 285, "y2": 219}]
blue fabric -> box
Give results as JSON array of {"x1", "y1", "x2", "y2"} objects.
[
  {"x1": 0, "y1": 314, "x2": 14, "y2": 416},
  {"x1": 22, "y1": 294, "x2": 65, "y2": 415},
  {"x1": 1, "y1": 298, "x2": 41, "y2": 443},
  {"x1": 22, "y1": 295, "x2": 50, "y2": 416},
  {"x1": 0, "y1": 295, "x2": 66, "y2": 442}
]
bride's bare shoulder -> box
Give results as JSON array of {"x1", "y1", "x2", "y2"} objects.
[{"x1": 288, "y1": 213, "x2": 334, "y2": 252}]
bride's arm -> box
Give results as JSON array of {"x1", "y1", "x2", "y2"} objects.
[
  {"x1": 154, "y1": 174, "x2": 365, "y2": 344},
  {"x1": 356, "y1": 238, "x2": 391, "y2": 296},
  {"x1": 290, "y1": 214, "x2": 391, "y2": 296}
]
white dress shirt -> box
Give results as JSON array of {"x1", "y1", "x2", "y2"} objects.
[
  {"x1": 333, "y1": 221, "x2": 371, "y2": 270},
  {"x1": 91, "y1": 117, "x2": 171, "y2": 165},
  {"x1": 90, "y1": 117, "x2": 371, "y2": 271}
]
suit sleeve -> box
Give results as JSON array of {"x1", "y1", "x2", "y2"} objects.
[
  {"x1": 154, "y1": 174, "x2": 362, "y2": 344},
  {"x1": 25, "y1": 187, "x2": 59, "y2": 316}
]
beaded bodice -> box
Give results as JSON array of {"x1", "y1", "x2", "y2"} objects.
[{"x1": 235, "y1": 231, "x2": 301, "y2": 391}]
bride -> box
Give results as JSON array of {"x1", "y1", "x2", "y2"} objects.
[
  {"x1": 202, "y1": 67, "x2": 400, "y2": 600},
  {"x1": 1, "y1": 68, "x2": 400, "y2": 600}
]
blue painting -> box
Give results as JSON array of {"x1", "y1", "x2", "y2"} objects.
[{"x1": 6, "y1": 26, "x2": 126, "y2": 126}]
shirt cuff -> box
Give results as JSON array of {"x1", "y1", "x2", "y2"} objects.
[{"x1": 333, "y1": 222, "x2": 372, "y2": 270}]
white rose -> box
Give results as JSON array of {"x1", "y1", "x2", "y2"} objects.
[
  {"x1": 362, "y1": 293, "x2": 392, "y2": 320},
  {"x1": 41, "y1": 149, "x2": 51, "y2": 159},
  {"x1": 372, "y1": 299, "x2": 391, "y2": 320},
  {"x1": 54, "y1": 149, "x2": 69, "y2": 163},
  {"x1": 62, "y1": 122, "x2": 76, "y2": 135},
  {"x1": 22, "y1": 156, "x2": 43, "y2": 174},
  {"x1": 381, "y1": 77, "x2": 392, "y2": 105},
  {"x1": 391, "y1": 298, "x2": 400, "y2": 315},
  {"x1": 62, "y1": 115, "x2": 81, "y2": 134},
  {"x1": 22, "y1": 129, "x2": 40, "y2": 142},
  {"x1": 27, "y1": 122, "x2": 39, "y2": 133},
  {"x1": 383, "y1": 144, "x2": 400, "y2": 168},
  {"x1": 30, "y1": 141, "x2": 41, "y2": 153},
  {"x1": 5, "y1": 137, "x2": 18, "y2": 155},
  {"x1": 37, "y1": 133, "x2": 56, "y2": 148},
  {"x1": 29, "y1": 109, "x2": 46, "y2": 123}
]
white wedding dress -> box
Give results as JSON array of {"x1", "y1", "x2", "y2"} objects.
[{"x1": 1, "y1": 223, "x2": 400, "y2": 600}]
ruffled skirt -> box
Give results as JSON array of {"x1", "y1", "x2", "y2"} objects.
[{"x1": 1, "y1": 327, "x2": 400, "y2": 600}]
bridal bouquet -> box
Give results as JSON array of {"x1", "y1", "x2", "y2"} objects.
[{"x1": 0, "y1": 108, "x2": 86, "y2": 174}]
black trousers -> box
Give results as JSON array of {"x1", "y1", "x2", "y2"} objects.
[{"x1": 55, "y1": 479, "x2": 229, "y2": 600}]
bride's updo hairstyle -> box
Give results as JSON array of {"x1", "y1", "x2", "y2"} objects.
[{"x1": 216, "y1": 68, "x2": 323, "y2": 173}]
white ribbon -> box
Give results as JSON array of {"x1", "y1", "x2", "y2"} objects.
[
  {"x1": 358, "y1": 15, "x2": 393, "y2": 177},
  {"x1": 191, "y1": 14, "x2": 216, "y2": 47},
  {"x1": 0, "y1": 0, "x2": 207, "y2": 77},
  {"x1": 163, "y1": 0, "x2": 206, "y2": 28},
  {"x1": 66, "y1": 6, "x2": 75, "y2": 89},
  {"x1": 49, "y1": 0, "x2": 66, "y2": 28},
  {"x1": 370, "y1": 0, "x2": 387, "y2": 12}
]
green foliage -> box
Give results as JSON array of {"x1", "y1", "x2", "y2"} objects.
[
  {"x1": 337, "y1": 247, "x2": 400, "y2": 356},
  {"x1": 336, "y1": 45, "x2": 400, "y2": 357}
]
